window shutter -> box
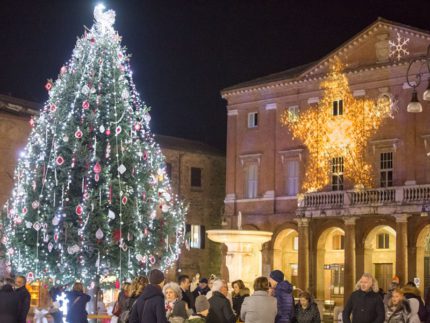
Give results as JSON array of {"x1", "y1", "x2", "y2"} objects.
[{"x1": 200, "y1": 225, "x2": 206, "y2": 249}]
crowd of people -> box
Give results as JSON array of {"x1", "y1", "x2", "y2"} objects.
[{"x1": 2, "y1": 270, "x2": 430, "y2": 323}]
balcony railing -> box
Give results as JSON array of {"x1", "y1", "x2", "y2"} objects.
[{"x1": 300, "y1": 184, "x2": 430, "y2": 210}]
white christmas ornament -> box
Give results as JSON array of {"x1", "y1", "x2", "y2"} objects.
[
  {"x1": 162, "y1": 204, "x2": 170, "y2": 213},
  {"x1": 118, "y1": 164, "x2": 126, "y2": 174},
  {"x1": 81, "y1": 84, "x2": 90, "y2": 95},
  {"x1": 25, "y1": 221, "x2": 33, "y2": 229},
  {"x1": 33, "y1": 222, "x2": 41, "y2": 231},
  {"x1": 108, "y1": 210, "x2": 115, "y2": 219},
  {"x1": 52, "y1": 216, "x2": 60, "y2": 226},
  {"x1": 121, "y1": 89, "x2": 129, "y2": 99},
  {"x1": 99, "y1": 125, "x2": 106, "y2": 133},
  {"x1": 96, "y1": 228, "x2": 104, "y2": 239},
  {"x1": 48, "y1": 243, "x2": 53, "y2": 252}
]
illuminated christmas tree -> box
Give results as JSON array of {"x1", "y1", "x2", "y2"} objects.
[{"x1": 1, "y1": 5, "x2": 186, "y2": 284}]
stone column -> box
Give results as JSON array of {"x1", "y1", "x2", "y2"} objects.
[
  {"x1": 343, "y1": 217, "x2": 357, "y2": 304},
  {"x1": 297, "y1": 218, "x2": 310, "y2": 291},
  {"x1": 395, "y1": 214, "x2": 409, "y2": 285}
]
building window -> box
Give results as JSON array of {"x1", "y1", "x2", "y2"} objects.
[
  {"x1": 286, "y1": 160, "x2": 299, "y2": 196},
  {"x1": 248, "y1": 112, "x2": 258, "y2": 128},
  {"x1": 377, "y1": 233, "x2": 390, "y2": 249},
  {"x1": 245, "y1": 163, "x2": 258, "y2": 198},
  {"x1": 190, "y1": 167, "x2": 202, "y2": 188},
  {"x1": 331, "y1": 264, "x2": 345, "y2": 296},
  {"x1": 380, "y1": 152, "x2": 393, "y2": 187},
  {"x1": 288, "y1": 106, "x2": 300, "y2": 122},
  {"x1": 332, "y1": 234, "x2": 345, "y2": 250},
  {"x1": 186, "y1": 224, "x2": 205, "y2": 249},
  {"x1": 293, "y1": 236, "x2": 299, "y2": 251},
  {"x1": 333, "y1": 99, "x2": 344, "y2": 116},
  {"x1": 165, "y1": 162, "x2": 172, "y2": 179},
  {"x1": 331, "y1": 157, "x2": 344, "y2": 191}
]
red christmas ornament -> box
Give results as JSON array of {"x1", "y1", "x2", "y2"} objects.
[
  {"x1": 113, "y1": 229, "x2": 122, "y2": 242},
  {"x1": 90, "y1": 37, "x2": 95, "y2": 44},
  {"x1": 95, "y1": 174, "x2": 100, "y2": 182},
  {"x1": 149, "y1": 255, "x2": 156, "y2": 265},
  {"x1": 143, "y1": 152, "x2": 148, "y2": 160},
  {"x1": 122, "y1": 196, "x2": 128, "y2": 205},
  {"x1": 115, "y1": 279, "x2": 120, "y2": 289},
  {"x1": 93, "y1": 162, "x2": 102, "y2": 174},
  {"x1": 22, "y1": 207, "x2": 28, "y2": 215},
  {"x1": 75, "y1": 129, "x2": 83, "y2": 139},
  {"x1": 54, "y1": 233, "x2": 59, "y2": 242},
  {"x1": 49, "y1": 104, "x2": 57, "y2": 112},
  {"x1": 105, "y1": 129, "x2": 111, "y2": 136},
  {"x1": 134, "y1": 123, "x2": 141, "y2": 131},
  {"x1": 116, "y1": 126, "x2": 122, "y2": 135},
  {"x1": 60, "y1": 66, "x2": 67, "y2": 75},
  {"x1": 75, "y1": 205, "x2": 83, "y2": 216},
  {"x1": 55, "y1": 156, "x2": 65, "y2": 166},
  {"x1": 82, "y1": 100, "x2": 90, "y2": 110},
  {"x1": 45, "y1": 81, "x2": 53, "y2": 91},
  {"x1": 29, "y1": 118, "x2": 35, "y2": 127}
]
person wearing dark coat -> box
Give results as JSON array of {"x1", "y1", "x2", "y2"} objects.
[
  {"x1": 193, "y1": 278, "x2": 211, "y2": 300},
  {"x1": 294, "y1": 291, "x2": 321, "y2": 323},
  {"x1": 0, "y1": 284, "x2": 21, "y2": 323},
  {"x1": 206, "y1": 280, "x2": 236, "y2": 323},
  {"x1": 66, "y1": 282, "x2": 91, "y2": 323},
  {"x1": 342, "y1": 273, "x2": 385, "y2": 323},
  {"x1": 129, "y1": 269, "x2": 168, "y2": 323},
  {"x1": 15, "y1": 275, "x2": 31, "y2": 323},
  {"x1": 269, "y1": 270, "x2": 295, "y2": 323},
  {"x1": 178, "y1": 274, "x2": 194, "y2": 311}
]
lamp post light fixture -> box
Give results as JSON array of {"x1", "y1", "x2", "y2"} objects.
[{"x1": 406, "y1": 45, "x2": 430, "y2": 113}]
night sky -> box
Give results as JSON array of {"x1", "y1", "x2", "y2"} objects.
[{"x1": 1, "y1": 0, "x2": 430, "y2": 151}]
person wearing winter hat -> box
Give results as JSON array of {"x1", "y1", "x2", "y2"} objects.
[
  {"x1": 269, "y1": 270, "x2": 294, "y2": 323},
  {"x1": 129, "y1": 269, "x2": 168, "y2": 323},
  {"x1": 187, "y1": 295, "x2": 210, "y2": 323}
]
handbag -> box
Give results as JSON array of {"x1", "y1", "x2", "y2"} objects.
[{"x1": 113, "y1": 301, "x2": 122, "y2": 316}]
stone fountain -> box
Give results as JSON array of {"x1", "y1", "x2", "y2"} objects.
[{"x1": 207, "y1": 211, "x2": 273, "y2": 287}]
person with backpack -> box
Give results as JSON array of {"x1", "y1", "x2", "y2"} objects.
[
  {"x1": 120, "y1": 276, "x2": 148, "y2": 323},
  {"x1": 129, "y1": 269, "x2": 168, "y2": 323},
  {"x1": 66, "y1": 282, "x2": 91, "y2": 323}
]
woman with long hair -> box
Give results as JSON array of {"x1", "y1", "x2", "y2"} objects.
[
  {"x1": 119, "y1": 276, "x2": 148, "y2": 323},
  {"x1": 384, "y1": 288, "x2": 415, "y2": 322},
  {"x1": 231, "y1": 279, "x2": 249, "y2": 322}
]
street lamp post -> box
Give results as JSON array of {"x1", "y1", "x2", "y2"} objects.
[{"x1": 406, "y1": 44, "x2": 430, "y2": 113}]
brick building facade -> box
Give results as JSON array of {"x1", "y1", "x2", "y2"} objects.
[{"x1": 221, "y1": 18, "x2": 430, "y2": 305}]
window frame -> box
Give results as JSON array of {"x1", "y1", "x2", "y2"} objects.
[
  {"x1": 190, "y1": 167, "x2": 202, "y2": 188},
  {"x1": 331, "y1": 157, "x2": 344, "y2": 191},
  {"x1": 380, "y1": 152, "x2": 393, "y2": 188},
  {"x1": 333, "y1": 99, "x2": 344, "y2": 116},
  {"x1": 247, "y1": 112, "x2": 258, "y2": 128}
]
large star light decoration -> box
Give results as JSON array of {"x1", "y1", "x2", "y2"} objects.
[
  {"x1": 280, "y1": 61, "x2": 392, "y2": 192},
  {"x1": 94, "y1": 4, "x2": 116, "y2": 32}
]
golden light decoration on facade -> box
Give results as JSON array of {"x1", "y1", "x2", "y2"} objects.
[{"x1": 281, "y1": 61, "x2": 392, "y2": 192}]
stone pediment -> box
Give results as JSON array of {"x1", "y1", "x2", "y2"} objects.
[
  {"x1": 300, "y1": 18, "x2": 430, "y2": 80},
  {"x1": 222, "y1": 18, "x2": 430, "y2": 97}
]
